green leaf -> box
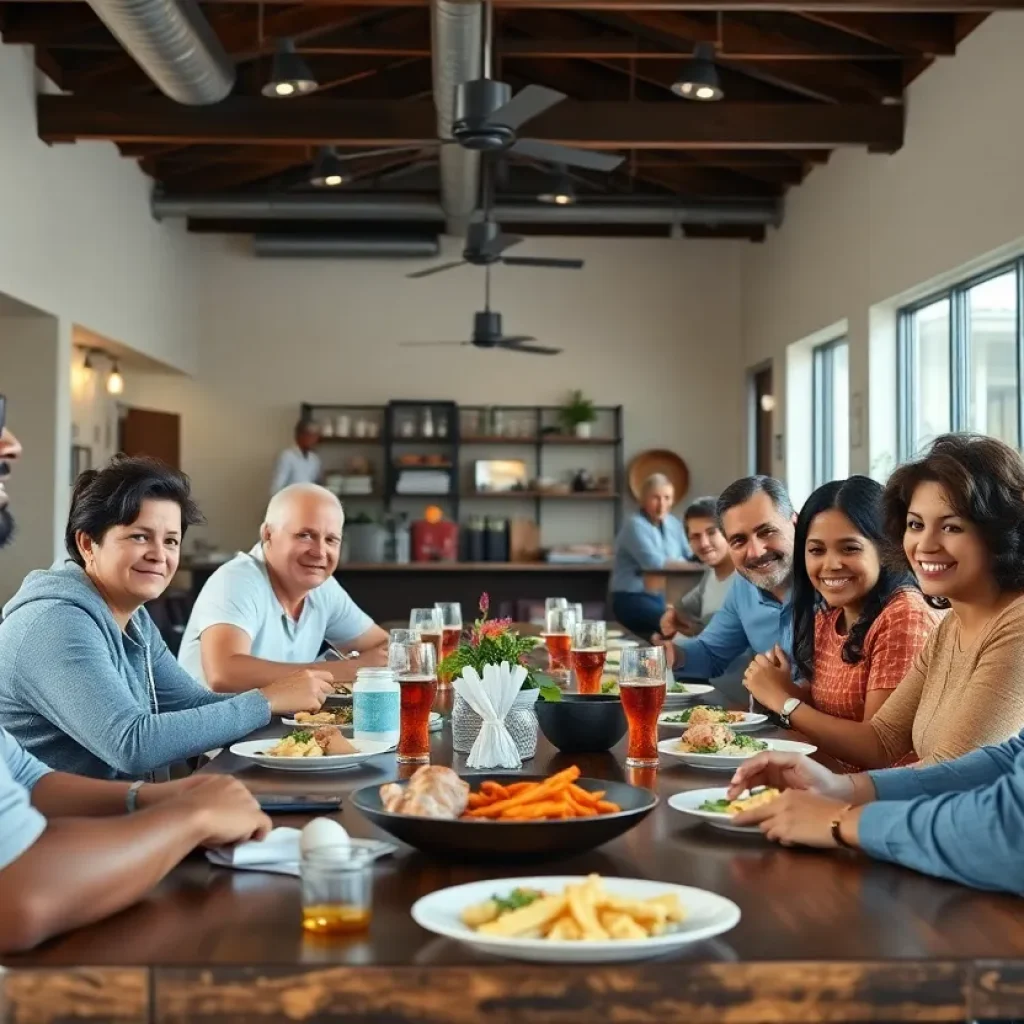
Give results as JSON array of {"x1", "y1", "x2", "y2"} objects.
[{"x1": 538, "y1": 683, "x2": 562, "y2": 703}]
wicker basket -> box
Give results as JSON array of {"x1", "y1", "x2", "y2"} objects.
[{"x1": 452, "y1": 686, "x2": 539, "y2": 761}]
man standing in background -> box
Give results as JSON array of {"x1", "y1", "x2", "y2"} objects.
[{"x1": 270, "y1": 418, "x2": 321, "y2": 495}]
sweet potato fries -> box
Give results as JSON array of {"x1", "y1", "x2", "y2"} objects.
[{"x1": 462, "y1": 766, "x2": 622, "y2": 821}]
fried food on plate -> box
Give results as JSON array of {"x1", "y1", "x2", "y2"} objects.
[
  {"x1": 463, "y1": 766, "x2": 622, "y2": 821},
  {"x1": 265, "y1": 725, "x2": 356, "y2": 758}
]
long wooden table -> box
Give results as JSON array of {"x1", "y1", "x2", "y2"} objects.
[{"x1": 5, "y1": 655, "x2": 1024, "y2": 1022}]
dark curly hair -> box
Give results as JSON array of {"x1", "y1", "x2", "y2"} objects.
[
  {"x1": 882, "y1": 433, "x2": 1024, "y2": 593},
  {"x1": 65, "y1": 454, "x2": 204, "y2": 566},
  {"x1": 793, "y1": 475, "x2": 921, "y2": 683}
]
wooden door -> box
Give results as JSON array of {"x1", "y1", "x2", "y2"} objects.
[
  {"x1": 753, "y1": 366, "x2": 774, "y2": 476},
  {"x1": 119, "y1": 408, "x2": 181, "y2": 469}
]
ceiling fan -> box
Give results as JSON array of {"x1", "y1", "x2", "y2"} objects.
[
  {"x1": 399, "y1": 266, "x2": 562, "y2": 356},
  {"x1": 333, "y1": 1, "x2": 624, "y2": 176},
  {"x1": 406, "y1": 216, "x2": 583, "y2": 279}
]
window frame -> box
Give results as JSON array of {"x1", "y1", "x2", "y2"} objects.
[
  {"x1": 897, "y1": 256, "x2": 1024, "y2": 459},
  {"x1": 812, "y1": 336, "x2": 849, "y2": 487}
]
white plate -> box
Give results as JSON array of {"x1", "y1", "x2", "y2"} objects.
[
  {"x1": 600, "y1": 683, "x2": 714, "y2": 706},
  {"x1": 411, "y1": 875, "x2": 740, "y2": 963},
  {"x1": 607, "y1": 629, "x2": 626, "y2": 639},
  {"x1": 658, "y1": 710, "x2": 768, "y2": 733},
  {"x1": 658, "y1": 737, "x2": 817, "y2": 771},
  {"x1": 281, "y1": 712, "x2": 443, "y2": 732},
  {"x1": 607, "y1": 638, "x2": 639, "y2": 650},
  {"x1": 668, "y1": 788, "x2": 765, "y2": 834},
  {"x1": 229, "y1": 738, "x2": 393, "y2": 771}
]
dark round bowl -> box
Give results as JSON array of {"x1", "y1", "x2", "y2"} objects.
[
  {"x1": 350, "y1": 773, "x2": 657, "y2": 861},
  {"x1": 535, "y1": 693, "x2": 628, "y2": 753}
]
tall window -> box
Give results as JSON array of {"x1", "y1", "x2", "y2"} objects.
[
  {"x1": 898, "y1": 261, "x2": 1021, "y2": 458},
  {"x1": 813, "y1": 338, "x2": 850, "y2": 486}
]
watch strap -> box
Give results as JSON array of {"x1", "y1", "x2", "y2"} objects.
[
  {"x1": 780, "y1": 698, "x2": 802, "y2": 728},
  {"x1": 125, "y1": 780, "x2": 146, "y2": 814},
  {"x1": 831, "y1": 804, "x2": 856, "y2": 849}
]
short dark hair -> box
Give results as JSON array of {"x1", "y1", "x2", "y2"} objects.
[
  {"x1": 295, "y1": 418, "x2": 319, "y2": 441},
  {"x1": 883, "y1": 432, "x2": 1024, "y2": 592},
  {"x1": 793, "y1": 476, "x2": 922, "y2": 682},
  {"x1": 65, "y1": 454, "x2": 204, "y2": 566},
  {"x1": 717, "y1": 475, "x2": 794, "y2": 525},
  {"x1": 683, "y1": 496, "x2": 719, "y2": 530}
]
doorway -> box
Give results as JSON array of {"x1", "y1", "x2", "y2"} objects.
[
  {"x1": 748, "y1": 363, "x2": 774, "y2": 476},
  {"x1": 119, "y1": 407, "x2": 181, "y2": 469}
]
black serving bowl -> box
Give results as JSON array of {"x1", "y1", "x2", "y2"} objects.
[
  {"x1": 350, "y1": 773, "x2": 657, "y2": 861},
  {"x1": 536, "y1": 693, "x2": 628, "y2": 753}
]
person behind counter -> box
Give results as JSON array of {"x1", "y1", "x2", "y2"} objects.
[
  {"x1": 178, "y1": 483, "x2": 389, "y2": 693},
  {"x1": 270, "y1": 418, "x2": 322, "y2": 495},
  {"x1": 610, "y1": 473, "x2": 696, "y2": 639}
]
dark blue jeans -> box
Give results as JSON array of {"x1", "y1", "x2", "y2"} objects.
[{"x1": 611, "y1": 591, "x2": 666, "y2": 641}]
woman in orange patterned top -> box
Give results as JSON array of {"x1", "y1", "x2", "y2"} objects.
[{"x1": 743, "y1": 476, "x2": 941, "y2": 770}]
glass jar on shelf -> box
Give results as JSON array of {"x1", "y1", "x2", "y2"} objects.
[{"x1": 335, "y1": 414, "x2": 351, "y2": 437}]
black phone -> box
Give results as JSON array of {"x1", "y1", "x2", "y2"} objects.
[{"x1": 256, "y1": 794, "x2": 343, "y2": 814}]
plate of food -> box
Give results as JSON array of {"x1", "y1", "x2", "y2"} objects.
[
  {"x1": 351, "y1": 765, "x2": 657, "y2": 860},
  {"x1": 411, "y1": 873, "x2": 740, "y2": 963},
  {"x1": 658, "y1": 726, "x2": 815, "y2": 770},
  {"x1": 668, "y1": 787, "x2": 780, "y2": 834},
  {"x1": 283, "y1": 710, "x2": 443, "y2": 732},
  {"x1": 659, "y1": 706, "x2": 768, "y2": 733},
  {"x1": 230, "y1": 727, "x2": 392, "y2": 771},
  {"x1": 601, "y1": 679, "x2": 714, "y2": 708}
]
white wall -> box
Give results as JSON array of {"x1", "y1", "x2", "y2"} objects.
[
  {"x1": 131, "y1": 235, "x2": 747, "y2": 553},
  {"x1": 741, "y1": 12, "x2": 1024, "y2": 488},
  {"x1": 0, "y1": 44, "x2": 201, "y2": 375}
]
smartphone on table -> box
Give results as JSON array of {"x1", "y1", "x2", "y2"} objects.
[{"x1": 256, "y1": 794, "x2": 343, "y2": 814}]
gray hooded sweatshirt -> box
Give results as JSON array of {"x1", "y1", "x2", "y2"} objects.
[{"x1": 0, "y1": 561, "x2": 271, "y2": 779}]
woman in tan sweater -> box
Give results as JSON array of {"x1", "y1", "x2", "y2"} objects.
[{"x1": 753, "y1": 433, "x2": 1024, "y2": 768}]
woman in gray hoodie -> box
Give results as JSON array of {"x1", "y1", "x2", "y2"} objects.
[{"x1": 0, "y1": 456, "x2": 333, "y2": 780}]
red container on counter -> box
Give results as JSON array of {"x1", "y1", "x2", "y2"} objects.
[{"x1": 411, "y1": 520, "x2": 459, "y2": 562}]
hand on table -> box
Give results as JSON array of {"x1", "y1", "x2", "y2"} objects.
[
  {"x1": 264, "y1": 669, "x2": 334, "y2": 714},
  {"x1": 727, "y1": 751, "x2": 854, "y2": 803},
  {"x1": 175, "y1": 776, "x2": 272, "y2": 848},
  {"x1": 743, "y1": 645, "x2": 801, "y2": 714},
  {"x1": 731, "y1": 789, "x2": 852, "y2": 849}
]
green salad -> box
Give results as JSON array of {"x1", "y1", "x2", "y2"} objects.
[{"x1": 698, "y1": 798, "x2": 731, "y2": 813}]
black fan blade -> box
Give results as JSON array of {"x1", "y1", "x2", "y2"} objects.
[
  {"x1": 501, "y1": 256, "x2": 584, "y2": 270},
  {"x1": 496, "y1": 338, "x2": 562, "y2": 355},
  {"x1": 336, "y1": 144, "x2": 426, "y2": 163},
  {"x1": 488, "y1": 85, "x2": 566, "y2": 131},
  {"x1": 511, "y1": 138, "x2": 624, "y2": 173},
  {"x1": 479, "y1": 233, "x2": 524, "y2": 258},
  {"x1": 398, "y1": 340, "x2": 470, "y2": 347},
  {"x1": 406, "y1": 260, "x2": 467, "y2": 280}
]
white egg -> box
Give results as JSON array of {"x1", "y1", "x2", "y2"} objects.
[{"x1": 299, "y1": 817, "x2": 351, "y2": 858}]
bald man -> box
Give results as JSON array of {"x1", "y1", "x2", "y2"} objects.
[{"x1": 178, "y1": 484, "x2": 387, "y2": 692}]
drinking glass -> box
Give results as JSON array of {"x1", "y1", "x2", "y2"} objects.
[
  {"x1": 545, "y1": 597, "x2": 569, "y2": 615},
  {"x1": 571, "y1": 620, "x2": 607, "y2": 695},
  {"x1": 300, "y1": 842, "x2": 376, "y2": 936},
  {"x1": 409, "y1": 608, "x2": 443, "y2": 666},
  {"x1": 619, "y1": 646, "x2": 667, "y2": 768},
  {"x1": 434, "y1": 602, "x2": 463, "y2": 687},
  {"x1": 389, "y1": 628, "x2": 416, "y2": 645},
  {"x1": 389, "y1": 641, "x2": 437, "y2": 764},
  {"x1": 570, "y1": 602, "x2": 584, "y2": 623},
  {"x1": 542, "y1": 607, "x2": 577, "y2": 674}
]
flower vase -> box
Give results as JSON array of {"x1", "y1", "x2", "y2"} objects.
[{"x1": 452, "y1": 686, "x2": 540, "y2": 760}]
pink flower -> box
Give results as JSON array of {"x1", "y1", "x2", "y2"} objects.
[{"x1": 479, "y1": 592, "x2": 490, "y2": 616}]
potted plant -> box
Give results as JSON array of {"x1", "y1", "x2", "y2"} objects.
[
  {"x1": 440, "y1": 593, "x2": 541, "y2": 759},
  {"x1": 558, "y1": 389, "x2": 598, "y2": 438}
]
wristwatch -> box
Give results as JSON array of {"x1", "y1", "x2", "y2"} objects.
[
  {"x1": 125, "y1": 779, "x2": 146, "y2": 813},
  {"x1": 779, "y1": 696, "x2": 803, "y2": 729}
]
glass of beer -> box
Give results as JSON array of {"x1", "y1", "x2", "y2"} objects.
[
  {"x1": 409, "y1": 607, "x2": 443, "y2": 666},
  {"x1": 618, "y1": 646, "x2": 667, "y2": 768},
  {"x1": 434, "y1": 602, "x2": 463, "y2": 687},
  {"x1": 300, "y1": 841, "x2": 376, "y2": 937},
  {"x1": 389, "y1": 641, "x2": 437, "y2": 764},
  {"x1": 571, "y1": 620, "x2": 607, "y2": 695},
  {"x1": 542, "y1": 607, "x2": 577, "y2": 676}
]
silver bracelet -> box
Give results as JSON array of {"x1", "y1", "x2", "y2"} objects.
[{"x1": 125, "y1": 779, "x2": 146, "y2": 814}]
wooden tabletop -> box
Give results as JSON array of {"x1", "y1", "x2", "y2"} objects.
[{"x1": 5, "y1": 655, "x2": 1024, "y2": 1022}]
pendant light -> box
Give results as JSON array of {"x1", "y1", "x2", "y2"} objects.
[
  {"x1": 671, "y1": 43, "x2": 723, "y2": 102},
  {"x1": 538, "y1": 169, "x2": 576, "y2": 206},
  {"x1": 262, "y1": 38, "x2": 317, "y2": 98},
  {"x1": 106, "y1": 361, "x2": 124, "y2": 396},
  {"x1": 310, "y1": 146, "x2": 346, "y2": 188}
]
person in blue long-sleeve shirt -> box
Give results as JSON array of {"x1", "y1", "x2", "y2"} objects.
[{"x1": 728, "y1": 734, "x2": 1024, "y2": 894}]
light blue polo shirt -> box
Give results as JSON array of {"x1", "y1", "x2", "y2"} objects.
[
  {"x1": 178, "y1": 544, "x2": 374, "y2": 685},
  {"x1": 0, "y1": 726, "x2": 51, "y2": 871},
  {"x1": 610, "y1": 512, "x2": 694, "y2": 593}
]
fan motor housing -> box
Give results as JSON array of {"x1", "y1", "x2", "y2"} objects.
[
  {"x1": 472, "y1": 310, "x2": 503, "y2": 346},
  {"x1": 453, "y1": 80, "x2": 515, "y2": 151}
]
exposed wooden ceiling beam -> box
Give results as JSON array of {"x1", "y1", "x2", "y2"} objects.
[
  {"x1": 5, "y1": 0, "x2": 1004, "y2": 9},
  {"x1": 37, "y1": 94, "x2": 905, "y2": 150},
  {"x1": 796, "y1": 12, "x2": 957, "y2": 52}
]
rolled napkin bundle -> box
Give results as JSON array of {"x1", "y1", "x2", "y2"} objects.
[{"x1": 452, "y1": 662, "x2": 527, "y2": 770}]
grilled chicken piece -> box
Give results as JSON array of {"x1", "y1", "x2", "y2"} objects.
[
  {"x1": 313, "y1": 725, "x2": 357, "y2": 756},
  {"x1": 380, "y1": 765, "x2": 469, "y2": 819}
]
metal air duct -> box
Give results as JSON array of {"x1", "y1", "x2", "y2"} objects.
[{"x1": 87, "y1": 0, "x2": 234, "y2": 105}]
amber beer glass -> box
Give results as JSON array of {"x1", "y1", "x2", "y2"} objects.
[
  {"x1": 571, "y1": 620, "x2": 607, "y2": 695},
  {"x1": 542, "y1": 607, "x2": 577, "y2": 675},
  {"x1": 434, "y1": 601, "x2": 463, "y2": 687},
  {"x1": 409, "y1": 607, "x2": 443, "y2": 668},
  {"x1": 618, "y1": 646, "x2": 667, "y2": 768},
  {"x1": 389, "y1": 641, "x2": 437, "y2": 764}
]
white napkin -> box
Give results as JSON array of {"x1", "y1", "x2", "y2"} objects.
[
  {"x1": 453, "y1": 662, "x2": 527, "y2": 770},
  {"x1": 205, "y1": 827, "x2": 396, "y2": 876}
]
